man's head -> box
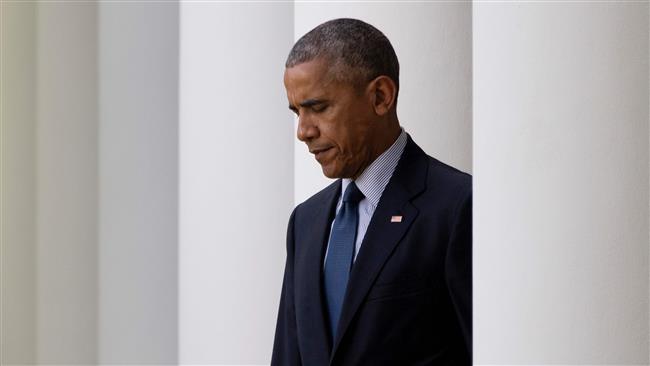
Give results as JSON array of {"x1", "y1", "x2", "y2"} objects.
[{"x1": 284, "y1": 18, "x2": 401, "y2": 179}]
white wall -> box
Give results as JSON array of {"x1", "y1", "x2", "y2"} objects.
[
  {"x1": 474, "y1": 2, "x2": 650, "y2": 364},
  {"x1": 1, "y1": 2, "x2": 37, "y2": 364},
  {"x1": 178, "y1": 3, "x2": 294, "y2": 364},
  {"x1": 2, "y1": 2, "x2": 181, "y2": 364},
  {"x1": 293, "y1": 2, "x2": 473, "y2": 203},
  {"x1": 36, "y1": 3, "x2": 98, "y2": 363},
  {"x1": 98, "y1": 2, "x2": 179, "y2": 363}
]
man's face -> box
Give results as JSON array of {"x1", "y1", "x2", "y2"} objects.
[{"x1": 284, "y1": 59, "x2": 377, "y2": 179}]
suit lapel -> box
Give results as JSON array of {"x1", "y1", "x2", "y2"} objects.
[
  {"x1": 329, "y1": 137, "x2": 428, "y2": 362},
  {"x1": 298, "y1": 180, "x2": 340, "y2": 364}
]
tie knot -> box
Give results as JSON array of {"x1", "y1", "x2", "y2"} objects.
[{"x1": 343, "y1": 182, "x2": 364, "y2": 203}]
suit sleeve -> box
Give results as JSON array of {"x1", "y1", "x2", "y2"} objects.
[
  {"x1": 445, "y1": 187, "x2": 472, "y2": 357},
  {"x1": 271, "y1": 207, "x2": 302, "y2": 366}
]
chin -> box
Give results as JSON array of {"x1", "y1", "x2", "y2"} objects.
[
  {"x1": 321, "y1": 165, "x2": 355, "y2": 179},
  {"x1": 321, "y1": 168, "x2": 340, "y2": 179},
  {"x1": 320, "y1": 164, "x2": 343, "y2": 179}
]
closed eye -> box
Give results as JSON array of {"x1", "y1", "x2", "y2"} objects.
[
  {"x1": 288, "y1": 98, "x2": 329, "y2": 116},
  {"x1": 312, "y1": 104, "x2": 328, "y2": 113}
]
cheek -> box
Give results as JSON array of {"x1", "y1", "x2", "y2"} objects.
[
  {"x1": 344, "y1": 124, "x2": 371, "y2": 154},
  {"x1": 323, "y1": 109, "x2": 368, "y2": 156}
]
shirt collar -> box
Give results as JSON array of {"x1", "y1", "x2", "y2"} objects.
[{"x1": 341, "y1": 128, "x2": 408, "y2": 208}]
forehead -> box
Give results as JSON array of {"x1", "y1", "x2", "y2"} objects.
[
  {"x1": 284, "y1": 59, "x2": 335, "y2": 94},
  {"x1": 284, "y1": 60, "x2": 364, "y2": 109}
]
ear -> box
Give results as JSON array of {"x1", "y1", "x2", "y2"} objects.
[{"x1": 368, "y1": 75, "x2": 397, "y2": 116}]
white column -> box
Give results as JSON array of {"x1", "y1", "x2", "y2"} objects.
[
  {"x1": 1, "y1": 2, "x2": 37, "y2": 364},
  {"x1": 474, "y1": 2, "x2": 649, "y2": 364},
  {"x1": 293, "y1": 2, "x2": 473, "y2": 203},
  {"x1": 178, "y1": 3, "x2": 294, "y2": 364},
  {"x1": 35, "y1": 3, "x2": 99, "y2": 363},
  {"x1": 98, "y1": 2, "x2": 179, "y2": 363}
]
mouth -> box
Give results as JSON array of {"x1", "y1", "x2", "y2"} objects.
[{"x1": 310, "y1": 146, "x2": 334, "y2": 162}]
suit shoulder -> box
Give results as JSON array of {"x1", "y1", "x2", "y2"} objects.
[
  {"x1": 412, "y1": 155, "x2": 471, "y2": 224},
  {"x1": 294, "y1": 179, "x2": 340, "y2": 216},
  {"x1": 424, "y1": 155, "x2": 472, "y2": 196}
]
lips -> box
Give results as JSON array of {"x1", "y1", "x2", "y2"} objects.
[
  {"x1": 310, "y1": 146, "x2": 333, "y2": 162},
  {"x1": 310, "y1": 146, "x2": 330, "y2": 154}
]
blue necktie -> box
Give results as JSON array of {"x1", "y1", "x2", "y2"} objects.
[{"x1": 324, "y1": 182, "x2": 364, "y2": 340}]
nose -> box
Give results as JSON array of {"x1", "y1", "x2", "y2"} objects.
[{"x1": 296, "y1": 114, "x2": 319, "y2": 142}]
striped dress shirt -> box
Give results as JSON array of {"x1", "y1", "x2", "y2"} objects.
[{"x1": 324, "y1": 128, "x2": 408, "y2": 266}]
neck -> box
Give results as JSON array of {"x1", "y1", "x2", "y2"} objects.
[{"x1": 351, "y1": 120, "x2": 401, "y2": 180}]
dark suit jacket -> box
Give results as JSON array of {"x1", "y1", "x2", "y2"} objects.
[{"x1": 272, "y1": 135, "x2": 472, "y2": 366}]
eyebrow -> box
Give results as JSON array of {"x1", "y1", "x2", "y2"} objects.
[{"x1": 288, "y1": 98, "x2": 327, "y2": 112}]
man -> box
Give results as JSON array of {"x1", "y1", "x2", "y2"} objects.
[{"x1": 272, "y1": 18, "x2": 472, "y2": 365}]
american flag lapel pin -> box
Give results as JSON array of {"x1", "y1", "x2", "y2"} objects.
[{"x1": 390, "y1": 215, "x2": 403, "y2": 223}]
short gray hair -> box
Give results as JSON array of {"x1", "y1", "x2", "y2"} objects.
[{"x1": 286, "y1": 18, "x2": 400, "y2": 94}]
